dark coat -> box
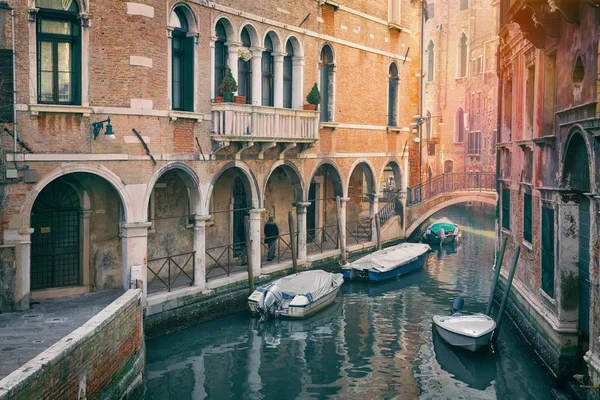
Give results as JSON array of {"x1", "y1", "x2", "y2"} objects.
[{"x1": 264, "y1": 221, "x2": 279, "y2": 241}]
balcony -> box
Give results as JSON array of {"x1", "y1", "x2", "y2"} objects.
[{"x1": 210, "y1": 103, "x2": 319, "y2": 155}]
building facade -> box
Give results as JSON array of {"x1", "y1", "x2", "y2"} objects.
[
  {"x1": 421, "y1": 0, "x2": 498, "y2": 179},
  {"x1": 0, "y1": 0, "x2": 421, "y2": 312},
  {"x1": 497, "y1": 0, "x2": 600, "y2": 385}
]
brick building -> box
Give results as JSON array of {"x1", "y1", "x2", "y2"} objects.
[
  {"x1": 496, "y1": 0, "x2": 600, "y2": 385},
  {"x1": 421, "y1": 0, "x2": 498, "y2": 179},
  {"x1": 0, "y1": 0, "x2": 422, "y2": 312}
]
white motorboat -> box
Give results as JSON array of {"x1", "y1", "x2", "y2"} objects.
[
  {"x1": 432, "y1": 297, "x2": 496, "y2": 352},
  {"x1": 248, "y1": 270, "x2": 343, "y2": 320}
]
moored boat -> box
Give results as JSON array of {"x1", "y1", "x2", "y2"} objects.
[
  {"x1": 341, "y1": 242, "x2": 430, "y2": 282},
  {"x1": 422, "y1": 217, "x2": 460, "y2": 244},
  {"x1": 248, "y1": 270, "x2": 343, "y2": 320}
]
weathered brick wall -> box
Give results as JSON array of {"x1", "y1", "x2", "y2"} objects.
[
  {"x1": 0, "y1": 246, "x2": 15, "y2": 313},
  {"x1": 0, "y1": 290, "x2": 144, "y2": 400}
]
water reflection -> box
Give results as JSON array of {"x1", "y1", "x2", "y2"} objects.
[{"x1": 145, "y1": 204, "x2": 556, "y2": 400}]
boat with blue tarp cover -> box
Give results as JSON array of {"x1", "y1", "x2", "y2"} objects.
[{"x1": 422, "y1": 217, "x2": 461, "y2": 244}]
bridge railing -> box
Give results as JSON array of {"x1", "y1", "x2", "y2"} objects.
[{"x1": 407, "y1": 172, "x2": 495, "y2": 206}]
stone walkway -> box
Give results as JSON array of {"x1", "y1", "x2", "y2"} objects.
[{"x1": 0, "y1": 290, "x2": 121, "y2": 380}]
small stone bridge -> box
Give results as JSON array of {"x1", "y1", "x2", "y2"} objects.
[{"x1": 376, "y1": 172, "x2": 497, "y2": 239}]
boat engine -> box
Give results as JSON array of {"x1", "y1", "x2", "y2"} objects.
[
  {"x1": 258, "y1": 284, "x2": 284, "y2": 322},
  {"x1": 450, "y1": 296, "x2": 464, "y2": 316}
]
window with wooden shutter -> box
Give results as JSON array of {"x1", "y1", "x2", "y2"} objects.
[
  {"x1": 541, "y1": 206, "x2": 555, "y2": 297},
  {"x1": 502, "y1": 188, "x2": 510, "y2": 230},
  {"x1": 523, "y1": 193, "x2": 532, "y2": 243}
]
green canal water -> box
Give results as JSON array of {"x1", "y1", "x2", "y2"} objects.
[{"x1": 145, "y1": 204, "x2": 556, "y2": 399}]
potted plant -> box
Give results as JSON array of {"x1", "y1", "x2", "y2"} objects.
[
  {"x1": 304, "y1": 83, "x2": 320, "y2": 111},
  {"x1": 218, "y1": 68, "x2": 237, "y2": 103}
]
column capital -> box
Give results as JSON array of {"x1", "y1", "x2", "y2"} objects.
[
  {"x1": 193, "y1": 215, "x2": 212, "y2": 223},
  {"x1": 272, "y1": 52, "x2": 286, "y2": 61},
  {"x1": 226, "y1": 41, "x2": 242, "y2": 49},
  {"x1": 251, "y1": 46, "x2": 266, "y2": 54},
  {"x1": 249, "y1": 208, "x2": 266, "y2": 218},
  {"x1": 338, "y1": 197, "x2": 350, "y2": 202},
  {"x1": 4, "y1": 228, "x2": 34, "y2": 245},
  {"x1": 295, "y1": 201, "x2": 312, "y2": 208},
  {"x1": 121, "y1": 222, "x2": 152, "y2": 238}
]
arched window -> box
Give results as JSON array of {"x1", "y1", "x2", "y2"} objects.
[
  {"x1": 459, "y1": 33, "x2": 468, "y2": 78},
  {"x1": 283, "y1": 41, "x2": 294, "y2": 109},
  {"x1": 320, "y1": 44, "x2": 335, "y2": 122},
  {"x1": 214, "y1": 21, "x2": 228, "y2": 98},
  {"x1": 262, "y1": 34, "x2": 274, "y2": 106},
  {"x1": 171, "y1": 7, "x2": 194, "y2": 111},
  {"x1": 36, "y1": 0, "x2": 81, "y2": 104},
  {"x1": 444, "y1": 160, "x2": 454, "y2": 173},
  {"x1": 388, "y1": 63, "x2": 399, "y2": 126},
  {"x1": 455, "y1": 107, "x2": 465, "y2": 142},
  {"x1": 427, "y1": 40, "x2": 434, "y2": 82},
  {"x1": 573, "y1": 56, "x2": 584, "y2": 84},
  {"x1": 238, "y1": 27, "x2": 252, "y2": 104},
  {"x1": 425, "y1": 110, "x2": 432, "y2": 139}
]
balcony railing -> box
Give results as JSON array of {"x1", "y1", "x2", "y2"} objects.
[{"x1": 210, "y1": 103, "x2": 319, "y2": 142}]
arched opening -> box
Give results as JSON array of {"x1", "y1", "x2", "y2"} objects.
[
  {"x1": 146, "y1": 168, "x2": 199, "y2": 294},
  {"x1": 214, "y1": 19, "x2": 229, "y2": 98},
  {"x1": 573, "y1": 56, "x2": 585, "y2": 84},
  {"x1": 238, "y1": 27, "x2": 253, "y2": 104},
  {"x1": 320, "y1": 44, "x2": 335, "y2": 122},
  {"x1": 444, "y1": 160, "x2": 454, "y2": 173},
  {"x1": 562, "y1": 131, "x2": 591, "y2": 354},
  {"x1": 427, "y1": 40, "x2": 435, "y2": 82},
  {"x1": 306, "y1": 162, "x2": 343, "y2": 254},
  {"x1": 346, "y1": 162, "x2": 376, "y2": 245},
  {"x1": 388, "y1": 63, "x2": 399, "y2": 126},
  {"x1": 455, "y1": 107, "x2": 465, "y2": 143},
  {"x1": 459, "y1": 33, "x2": 468, "y2": 78},
  {"x1": 262, "y1": 32, "x2": 277, "y2": 106},
  {"x1": 283, "y1": 40, "x2": 294, "y2": 109},
  {"x1": 30, "y1": 173, "x2": 124, "y2": 295},
  {"x1": 170, "y1": 6, "x2": 195, "y2": 111},
  {"x1": 381, "y1": 161, "x2": 403, "y2": 198},
  {"x1": 263, "y1": 164, "x2": 303, "y2": 264},
  {"x1": 205, "y1": 167, "x2": 257, "y2": 280}
]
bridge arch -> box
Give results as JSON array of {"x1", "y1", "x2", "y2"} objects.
[{"x1": 405, "y1": 193, "x2": 497, "y2": 238}]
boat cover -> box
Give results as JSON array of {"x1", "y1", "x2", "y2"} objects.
[
  {"x1": 428, "y1": 218, "x2": 458, "y2": 235},
  {"x1": 349, "y1": 243, "x2": 430, "y2": 273},
  {"x1": 270, "y1": 270, "x2": 343, "y2": 302}
]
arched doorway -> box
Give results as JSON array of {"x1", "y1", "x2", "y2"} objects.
[
  {"x1": 263, "y1": 163, "x2": 303, "y2": 264},
  {"x1": 346, "y1": 162, "x2": 376, "y2": 244},
  {"x1": 562, "y1": 132, "x2": 591, "y2": 346},
  {"x1": 307, "y1": 162, "x2": 343, "y2": 254},
  {"x1": 31, "y1": 179, "x2": 81, "y2": 290},
  {"x1": 444, "y1": 160, "x2": 454, "y2": 173}
]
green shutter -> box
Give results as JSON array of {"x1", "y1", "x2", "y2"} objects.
[
  {"x1": 541, "y1": 207, "x2": 555, "y2": 297},
  {"x1": 183, "y1": 36, "x2": 194, "y2": 111},
  {"x1": 523, "y1": 193, "x2": 532, "y2": 243}
]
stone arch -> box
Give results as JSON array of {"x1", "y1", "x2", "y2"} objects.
[
  {"x1": 169, "y1": 2, "x2": 199, "y2": 32},
  {"x1": 319, "y1": 42, "x2": 335, "y2": 63},
  {"x1": 20, "y1": 164, "x2": 133, "y2": 228},
  {"x1": 213, "y1": 15, "x2": 236, "y2": 39},
  {"x1": 30, "y1": 0, "x2": 87, "y2": 12},
  {"x1": 144, "y1": 162, "x2": 202, "y2": 217},
  {"x1": 206, "y1": 161, "x2": 261, "y2": 212},
  {"x1": 264, "y1": 29, "x2": 283, "y2": 52},
  {"x1": 561, "y1": 126, "x2": 595, "y2": 192},
  {"x1": 345, "y1": 159, "x2": 378, "y2": 198},
  {"x1": 263, "y1": 160, "x2": 305, "y2": 204},
  {"x1": 239, "y1": 22, "x2": 260, "y2": 46},
  {"x1": 379, "y1": 159, "x2": 404, "y2": 192},
  {"x1": 306, "y1": 160, "x2": 344, "y2": 200},
  {"x1": 284, "y1": 34, "x2": 304, "y2": 57},
  {"x1": 444, "y1": 159, "x2": 455, "y2": 173},
  {"x1": 405, "y1": 194, "x2": 497, "y2": 237}
]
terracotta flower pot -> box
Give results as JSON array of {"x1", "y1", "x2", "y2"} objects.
[
  {"x1": 234, "y1": 95, "x2": 246, "y2": 104},
  {"x1": 214, "y1": 96, "x2": 223, "y2": 103},
  {"x1": 303, "y1": 104, "x2": 317, "y2": 111}
]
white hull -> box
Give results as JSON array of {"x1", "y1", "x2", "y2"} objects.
[
  {"x1": 432, "y1": 314, "x2": 496, "y2": 352},
  {"x1": 248, "y1": 284, "x2": 340, "y2": 319}
]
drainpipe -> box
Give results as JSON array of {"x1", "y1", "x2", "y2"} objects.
[
  {"x1": 11, "y1": 8, "x2": 16, "y2": 157},
  {"x1": 419, "y1": 0, "x2": 425, "y2": 188}
]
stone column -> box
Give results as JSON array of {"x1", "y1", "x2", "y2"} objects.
[
  {"x1": 292, "y1": 56, "x2": 305, "y2": 109},
  {"x1": 251, "y1": 47, "x2": 264, "y2": 106},
  {"x1": 369, "y1": 194, "x2": 379, "y2": 241},
  {"x1": 249, "y1": 209, "x2": 265, "y2": 277},
  {"x1": 273, "y1": 52, "x2": 285, "y2": 108},
  {"x1": 121, "y1": 222, "x2": 151, "y2": 302},
  {"x1": 555, "y1": 195, "x2": 579, "y2": 330},
  {"x1": 336, "y1": 197, "x2": 349, "y2": 263},
  {"x1": 4, "y1": 228, "x2": 34, "y2": 310},
  {"x1": 226, "y1": 41, "x2": 241, "y2": 95},
  {"x1": 209, "y1": 37, "x2": 216, "y2": 98},
  {"x1": 193, "y1": 215, "x2": 211, "y2": 291},
  {"x1": 296, "y1": 202, "x2": 311, "y2": 263}
]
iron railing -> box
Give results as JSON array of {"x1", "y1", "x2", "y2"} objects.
[
  {"x1": 346, "y1": 219, "x2": 372, "y2": 244},
  {"x1": 261, "y1": 231, "x2": 298, "y2": 263},
  {"x1": 206, "y1": 241, "x2": 246, "y2": 280},
  {"x1": 147, "y1": 251, "x2": 195, "y2": 293},
  {"x1": 377, "y1": 198, "x2": 399, "y2": 226},
  {"x1": 406, "y1": 172, "x2": 495, "y2": 206},
  {"x1": 307, "y1": 224, "x2": 339, "y2": 254}
]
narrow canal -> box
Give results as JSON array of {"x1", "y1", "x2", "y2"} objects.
[{"x1": 145, "y1": 204, "x2": 556, "y2": 399}]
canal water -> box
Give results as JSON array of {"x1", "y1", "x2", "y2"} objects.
[{"x1": 145, "y1": 204, "x2": 557, "y2": 399}]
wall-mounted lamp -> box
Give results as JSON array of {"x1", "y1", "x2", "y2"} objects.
[
  {"x1": 415, "y1": 114, "x2": 444, "y2": 127},
  {"x1": 92, "y1": 117, "x2": 116, "y2": 140}
]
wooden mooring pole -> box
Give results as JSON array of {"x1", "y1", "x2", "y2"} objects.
[
  {"x1": 375, "y1": 215, "x2": 382, "y2": 250},
  {"x1": 494, "y1": 245, "x2": 521, "y2": 337},
  {"x1": 485, "y1": 236, "x2": 508, "y2": 316},
  {"x1": 289, "y1": 211, "x2": 299, "y2": 273},
  {"x1": 244, "y1": 216, "x2": 255, "y2": 293}
]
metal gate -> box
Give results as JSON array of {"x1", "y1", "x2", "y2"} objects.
[
  {"x1": 578, "y1": 197, "x2": 590, "y2": 337},
  {"x1": 31, "y1": 180, "x2": 81, "y2": 290},
  {"x1": 232, "y1": 176, "x2": 248, "y2": 258}
]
